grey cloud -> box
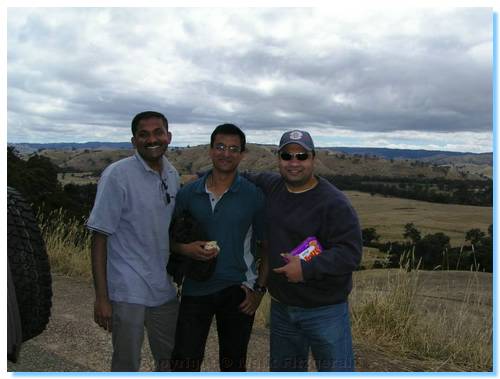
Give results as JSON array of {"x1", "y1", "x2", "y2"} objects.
[{"x1": 7, "y1": 7, "x2": 493, "y2": 145}]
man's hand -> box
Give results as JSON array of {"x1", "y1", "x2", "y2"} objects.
[
  {"x1": 181, "y1": 241, "x2": 219, "y2": 261},
  {"x1": 239, "y1": 285, "x2": 264, "y2": 315},
  {"x1": 273, "y1": 255, "x2": 304, "y2": 283},
  {"x1": 94, "y1": 298, "x2": 113, "y2": 332}
]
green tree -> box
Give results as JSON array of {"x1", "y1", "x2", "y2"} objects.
[
  {"x1": 465, "y1": 228, "x2": 486, "y2": 246},
  {"x1": 8, "y1": 147, "x2": 65, "y2": 215},
  {"x1": 403, "y1": 223, "x2": 421, "y2": 244},
  {"x1": 415, "y1": 232, "x2": 451, "y2": 269},
  {"x1": 362, "y1": 227, "x2": 380, "y2": 246}
]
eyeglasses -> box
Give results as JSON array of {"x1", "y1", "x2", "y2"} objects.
[
  {"x1": 214, "y1": 143, "x2": 241, "y2": 154},
  {"x1": 279, "y1": 151, "x2": 310, "y2": 161},
  {"x1": 160, "y1": 179, "x2": 174, "y2": 205}
]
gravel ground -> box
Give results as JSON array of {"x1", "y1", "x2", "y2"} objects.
[
  {"x1": 8, "y1": 274, "x2": 437, "y2": 373},
  {"x1": 8, "y1": 274, "x2": 270, "y2": 372}
]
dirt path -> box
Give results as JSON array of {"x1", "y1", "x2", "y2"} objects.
[{"x1": 8, "y1": 274, "x2": 438, "y2": 372}]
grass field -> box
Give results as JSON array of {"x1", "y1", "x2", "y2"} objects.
[
  {"x1": 346, "y1": 191, "x2": 492, "y2": 246},
  {"x1": 53, "y1": 174, "x2": 491, "y2": 247},
  {"x1": 350, "y1": 267, "x2": 492, "y2": 371},
  {"x1": 57, "y1": 172, "x2": 99, "y2": 186}
]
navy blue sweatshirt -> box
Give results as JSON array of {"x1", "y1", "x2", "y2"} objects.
[{"x1": 251, "y1": 172, "x2": 362, "y2": 308}]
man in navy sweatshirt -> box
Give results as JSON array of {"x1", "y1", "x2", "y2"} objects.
[{"x1": 247, "y1": 130, "x2": 362, "y2": 372}]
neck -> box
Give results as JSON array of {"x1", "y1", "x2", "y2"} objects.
[
  {"x1": 145, "y1": 158, "x2": 163, "y2": 173},
  {"x1": 285, "y1": 176, "x2": 318, "y2": 193},
  {"x1": 208, "y1": 170, "x2": 236, "y2": 194}
]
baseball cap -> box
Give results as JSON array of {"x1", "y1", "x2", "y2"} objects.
[{"x1": 278, "y1": 130, "x2": 315, "y2": 152}]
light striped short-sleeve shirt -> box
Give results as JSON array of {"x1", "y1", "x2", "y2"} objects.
[{"x1": 87, "y1": 152, "x2": 179, "y2": 306}]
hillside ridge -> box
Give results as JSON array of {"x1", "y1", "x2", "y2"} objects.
[
  {"x1": 9, "y1": 142, "x2": 492, "y2": 164},
  {"x1": 26, "y1": 144, "x2": 492, "y2": 180}
]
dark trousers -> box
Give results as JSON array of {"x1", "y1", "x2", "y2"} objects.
[{"x1": 171, "y1": 285, "x2": 255, "y2": 372}]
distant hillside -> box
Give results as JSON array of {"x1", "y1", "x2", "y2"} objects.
[
  {"x1": 332, "y1": 147, "x2": 469, "y2": 160},
  {"x1": 9, "y1": 142, "x2": 492, "y2": 163},
  {"x1": 419, "y1": 152, "x2": 493, "y2": 166},
  {"x1": 10, "y1": 142, "x2": 133, "y2": 155},
  {"x1": 22, "y1": 143, "x2": 491, "y2": 180}
]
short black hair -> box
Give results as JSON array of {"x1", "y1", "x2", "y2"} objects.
[
  {"x1": 131, "y1": 111, "x2": 168, "y2": 136},
  {"x1": 210, "y1": 123, "x2": 246, "y2": 152}
]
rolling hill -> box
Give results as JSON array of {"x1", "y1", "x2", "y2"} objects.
[{"x1": 28, "y1": 144, "x2": 491, "y2": 180}]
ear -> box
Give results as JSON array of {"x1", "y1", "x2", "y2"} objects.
[
  {"x1": 131, "y1": 136, "x2": 136, "y2": 148},
  {"x1": 166, "y1": 131, "x2": 172, "y2": 144}
]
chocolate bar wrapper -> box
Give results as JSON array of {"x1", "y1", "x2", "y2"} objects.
[{"x1": 283, "y1": 237, "x2": 323, "y2": 263}]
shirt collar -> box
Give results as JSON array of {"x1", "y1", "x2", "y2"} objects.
[
  {"x1": 134, "y1": 151, "x2": 169, "y2": 177},
  {"x1": 195, "y1": 170, "x2": 242, "y2": 194}
]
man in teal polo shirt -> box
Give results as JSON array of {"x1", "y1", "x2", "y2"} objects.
[{"x1": 170, "y1": 123, "x2": 268, "y2": 372}]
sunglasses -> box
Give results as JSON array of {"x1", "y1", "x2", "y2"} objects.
[
  {"x1": 279, "y1": 151, "x2": 310, "y2": 161},
  {"x1": 161, "y1": 179, "x2": 174, "y2": 205}
]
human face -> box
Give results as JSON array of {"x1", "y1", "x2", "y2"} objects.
[
  {"x1": 131, "y1": 117, "x2": 171, "y2": 167},
  {"x1": 278, "y1": 143, "x2": 315, "y2": 190},
  {"x1": 209, "y1": 134, "x2": 244, "y2": 174}
]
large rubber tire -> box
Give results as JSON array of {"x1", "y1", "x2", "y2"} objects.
[{"x1": 7, "y1": 187, "x2": 52, "y2": 342}]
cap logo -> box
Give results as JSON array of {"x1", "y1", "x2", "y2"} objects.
[{"x1": 289, "y1": 131, "x2": 303, "y2": 140}]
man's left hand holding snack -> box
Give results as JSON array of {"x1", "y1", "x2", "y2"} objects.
[{"x1": 273, "y1": 254, "x2": 304, "y2": 283}]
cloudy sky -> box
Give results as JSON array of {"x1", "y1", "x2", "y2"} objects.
[{"x1": 7, "y1": 7, "x2": 494, "y2": 152}]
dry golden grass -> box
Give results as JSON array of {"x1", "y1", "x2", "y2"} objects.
[
  {"x1": 351, "y1": 260, "x2": 492, "y2": 371},
  {"x1": 252, "y1": 265, "x2": 493, "y2": 371},
  {"x1": 57, "y1": 172, "x2": 99, "y2": 186},
  {"x1": 346, "y1": 191, "x2": 492, "y2": 246},
  {"x1": 360, "y1": 246, "x2": 387, "y2": 268},
  {"x1": 38, "y1": 209, "x2": 92, "y2": 280}
]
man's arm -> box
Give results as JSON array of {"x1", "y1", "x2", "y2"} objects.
[
  {"x1": 301, "y1": 201, "x2": 363, "y2": 281},
  {"x1": 240, "y1": 171, "x2": 280, "y2": 195},
  {"x1": 239, "y1": 240, "x2": 269, "y2": 315},
  {"x1": 256, "y1": 240, "x2": 269, "y2": 288},
  {"x1": 91, "y1": 231, "x2": 113, "y2": 332}
]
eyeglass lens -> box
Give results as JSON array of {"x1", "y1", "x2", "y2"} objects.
[
  {"x1": 279, "y1": 152, "x2": 309, "y2": 161},
  {"x1": 215, "y1": 143, "x2": 241, "y2": 153}
]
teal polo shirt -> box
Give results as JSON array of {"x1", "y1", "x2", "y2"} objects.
[{"x1": 175, "y1": 171, "x2": 266, "y2": 296}]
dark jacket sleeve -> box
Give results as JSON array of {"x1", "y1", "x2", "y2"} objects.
[
  {"x1": 301, "y1": 200, "x2": 362, "y2": 280},
  {"x1": 240, "y1": 171, "x2": 279, "y2": 195}
]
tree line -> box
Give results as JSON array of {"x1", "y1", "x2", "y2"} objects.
[
  {"x1": 7, "y1": 147, "x2": 96, "y2": 221},
  {"x1": 324, "y1": 175, "x2": 492, "y2": 206},
  {"x1": 362, "y1": 223, "x2": 493, "y2": 272}
]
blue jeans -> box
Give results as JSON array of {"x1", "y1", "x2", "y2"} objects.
[{"x1": 270, "y1": 300, "x2": 354, "y2": 372}]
